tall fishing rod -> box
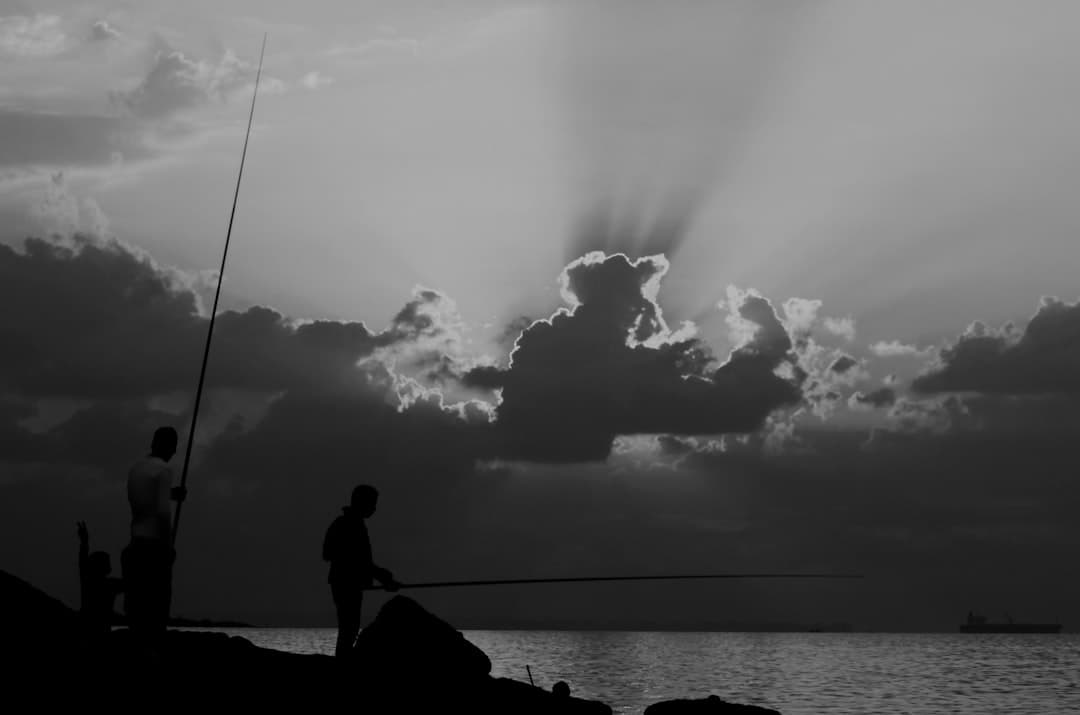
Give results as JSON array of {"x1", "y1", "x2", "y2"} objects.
[
  {"x1": 365, "y1": 572, "x2": 863, "y2": 591},
  {"x1": 172, "y1": 33, "x2": 267, "y2": 548}
]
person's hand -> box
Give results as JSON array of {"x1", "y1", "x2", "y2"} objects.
[
  {"x1": 77, "y1": 521, "x2": 88, "y2": 543},
  {"x1": 171, "y1": 486, "x2": 187, "y2": 503},
  {"x1": 378, "y1": 570, "x2": 401, "y2": 592}
]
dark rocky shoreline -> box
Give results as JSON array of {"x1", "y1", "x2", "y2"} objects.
[{"x1": 3, "y1": 568, "x2": 779, "y2": 713}]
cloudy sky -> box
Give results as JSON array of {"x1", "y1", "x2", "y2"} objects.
[{"x1": 3, "y1": 0, "x2": 1080, "y2": 631}]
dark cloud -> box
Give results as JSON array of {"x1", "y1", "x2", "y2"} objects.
[
  {"x1": 0, "y1": 236, "x2": 203, "y2": 399},
  {"x1": 0, "y1": 236, "x2": 387, "y2": 401},
  {"x1": 669, "y1": 424, "x2": 1080, "y2": 630},
  {"x1": 40, "y1": 400, "x2": 187, "y2": 470},
  {"x1": 829, "y1": 354, "x2": 858, "y2": 374},
  {"x1": 4, "y1": 234, "x2": 1080, "y2": 630},
  {"x1": 849, "y1": 387, "x2": 897, "y2": 410},
  {"x1": 913, "y1": 296, "x2": 1080, "y2": 396},
  {"x1": 465, "y1": 253, "x2": 803, "y2": 462}
]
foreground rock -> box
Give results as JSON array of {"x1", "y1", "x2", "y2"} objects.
[
  {"x1": 645, "y1": 695, "x2": 781, "y2": 714},
  {"x1": 4, "y1": 569, "x2": 780, "y2": 713},
  {"x1": 351, "y1": 593, "x2": 493, "y2": 680},
  {"x1": 4, "y1": 569, "x2": 609, "y2": 712}
]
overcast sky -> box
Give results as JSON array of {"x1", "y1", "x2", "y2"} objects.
[{"x1": 3, "y1": 0, "x2": 1080, "y2": 630}]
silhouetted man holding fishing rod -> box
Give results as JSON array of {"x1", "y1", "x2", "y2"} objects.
[
  {"x1": 323, "y1": 484, "x2": 400, "y2": 658},
  {"x1": 122, "y1": 426, "x2": 186, "y2": 650}
]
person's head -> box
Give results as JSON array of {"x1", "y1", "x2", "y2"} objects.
[
  {"x1": 88, "y1": 551, "x2": 112, "y2": 578},
  {"x1": 150, "y1": 426, "x2": 178, "y2": 461},
  {"x1": 350, "y1": 484, "x2": 379, "y2": 517},
  {"x1": 552, "y1": 681, "x2": 570, "y2": 698}
]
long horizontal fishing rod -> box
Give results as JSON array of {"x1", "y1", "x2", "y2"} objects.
[{"x1": 366, "y1": 573, "x2": 863, "y2": 591}]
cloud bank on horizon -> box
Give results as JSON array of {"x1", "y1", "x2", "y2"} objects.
[
  {"x1": 4, "y1": 185, "x2": 1080, "y2": 474},
  {"x1": 3, "y1": 213, "x2": 1080, "y2": 626}
]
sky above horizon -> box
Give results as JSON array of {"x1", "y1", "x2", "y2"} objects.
[{"x1": 3, "y1": 0, "x2": 1080, "y2": 630}]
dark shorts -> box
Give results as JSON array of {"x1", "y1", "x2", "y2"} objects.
[{"x1": 121, "y1": 539, "x2": 173, "y2": 628}]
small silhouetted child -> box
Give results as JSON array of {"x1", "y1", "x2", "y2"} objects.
[
  {"x1": 77, "y1": 521, "x2": 124, "y2": 642},
  {"x1": 552, "y1": 681, "x2": 571, "y2": 698}
]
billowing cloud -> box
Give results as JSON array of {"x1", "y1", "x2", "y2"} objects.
[
  {"x1": 1, "y1": 39, "x2": 275, "y2": 186},
  {"x1": 882, "y1": 396, "x2": 971, "y2": 436},
  {"x1": 464, "y1": 252, "x2": 803, "y2": 462},
  {"x1": 111, "y1": 48, "x2": 259, "y2": 119},
  {"x1": 0, "y1": 14, "x2": 66, "y2": 58},
  {"x1": 4, "y1": 230, "x2": 1080, "y2": 631},
  {"x1": 782, "y1": 298, "x2": 822, "y2": 336},
  {"x1": 870, "y1": 340, "x2": 929, "y2": 358},
  {"x1": 25, "y1": 172, "x2": 112, "y2": 238},
  {"x1": 913, "y1": 296, "x2": 1080, "y2": 396},
  {"x1": 823, "y1": 317, "x2": 856, "y2": 342}
]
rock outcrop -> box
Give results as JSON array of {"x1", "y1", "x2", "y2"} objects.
[
  {"x1": 2, "y1": 569, "x2": 779, "y2": 713},
  {"x1": 2, "y1": 568, "x2": 611, "y2": 712},
  {"x1": 645, "y1": 695, "x2": 782, "y2": 714},
  {"x1": 352, "y1": 594, "x2": 493, "y2": 681}
]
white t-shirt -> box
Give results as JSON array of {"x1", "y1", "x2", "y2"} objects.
[{"x1": 127, "y1": 456, "x2": 173, "y2": 541}]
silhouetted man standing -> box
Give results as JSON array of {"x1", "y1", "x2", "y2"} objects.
[
  {"x1": 122, "y1": 426, "x2": 185, "y2": 646},
  {"x1": 323, "y1": 484, "x2": 400, "y2": 658}
]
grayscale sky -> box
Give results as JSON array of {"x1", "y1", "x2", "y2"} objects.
[{"x1": 3, "y1": 0, "x2": 1080, "y2": 630}]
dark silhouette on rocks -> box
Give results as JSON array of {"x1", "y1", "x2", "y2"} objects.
[
  {"x1": 121, "y1": 425, "x2": 185, "y2": 647},
  {"x1": 77, "y1": 520, "x2": 123, "y2": 643},
  {"x1": 645, "y1": 695, "x2": 781, "y2": 714},
  {"x1": 323, "y1": 483, "x2": 400, "y2": 657},
  {"x1": 4, "y1": 570, "x2": 621, "y2": 712},
  {"x1": 4, "y1": 568, "x2": 79, "y2": 663},
  {"x1": 351, "y1": 594, "x2": 490, "y2": 678}
]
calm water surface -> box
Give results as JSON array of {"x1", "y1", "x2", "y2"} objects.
[{"x1": 192, "y1": 628, "x2": 1080, "y2": 714}]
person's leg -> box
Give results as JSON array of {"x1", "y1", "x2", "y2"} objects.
[
  {"x1": 121, "y1": 542, "x2": 146, "y2": 638},
  {"x1": 151, "y1": 542, "x2": 171, "y2": 636},
  {"x1": 332, "y1": 581, "x2": 361, "y2": 658}
]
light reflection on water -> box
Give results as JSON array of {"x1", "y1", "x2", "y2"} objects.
[{"x1": 190, "y1": 628, "x2": 1080, "y2": 714}]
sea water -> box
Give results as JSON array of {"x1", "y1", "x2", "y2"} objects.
[{"x1": 186, "y1": 628, "x2": 1080, "y2": 714}]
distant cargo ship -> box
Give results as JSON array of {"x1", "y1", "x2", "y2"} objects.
[{"x1": 960, "y1": 612, "x2": 1062, "y2": 634}]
